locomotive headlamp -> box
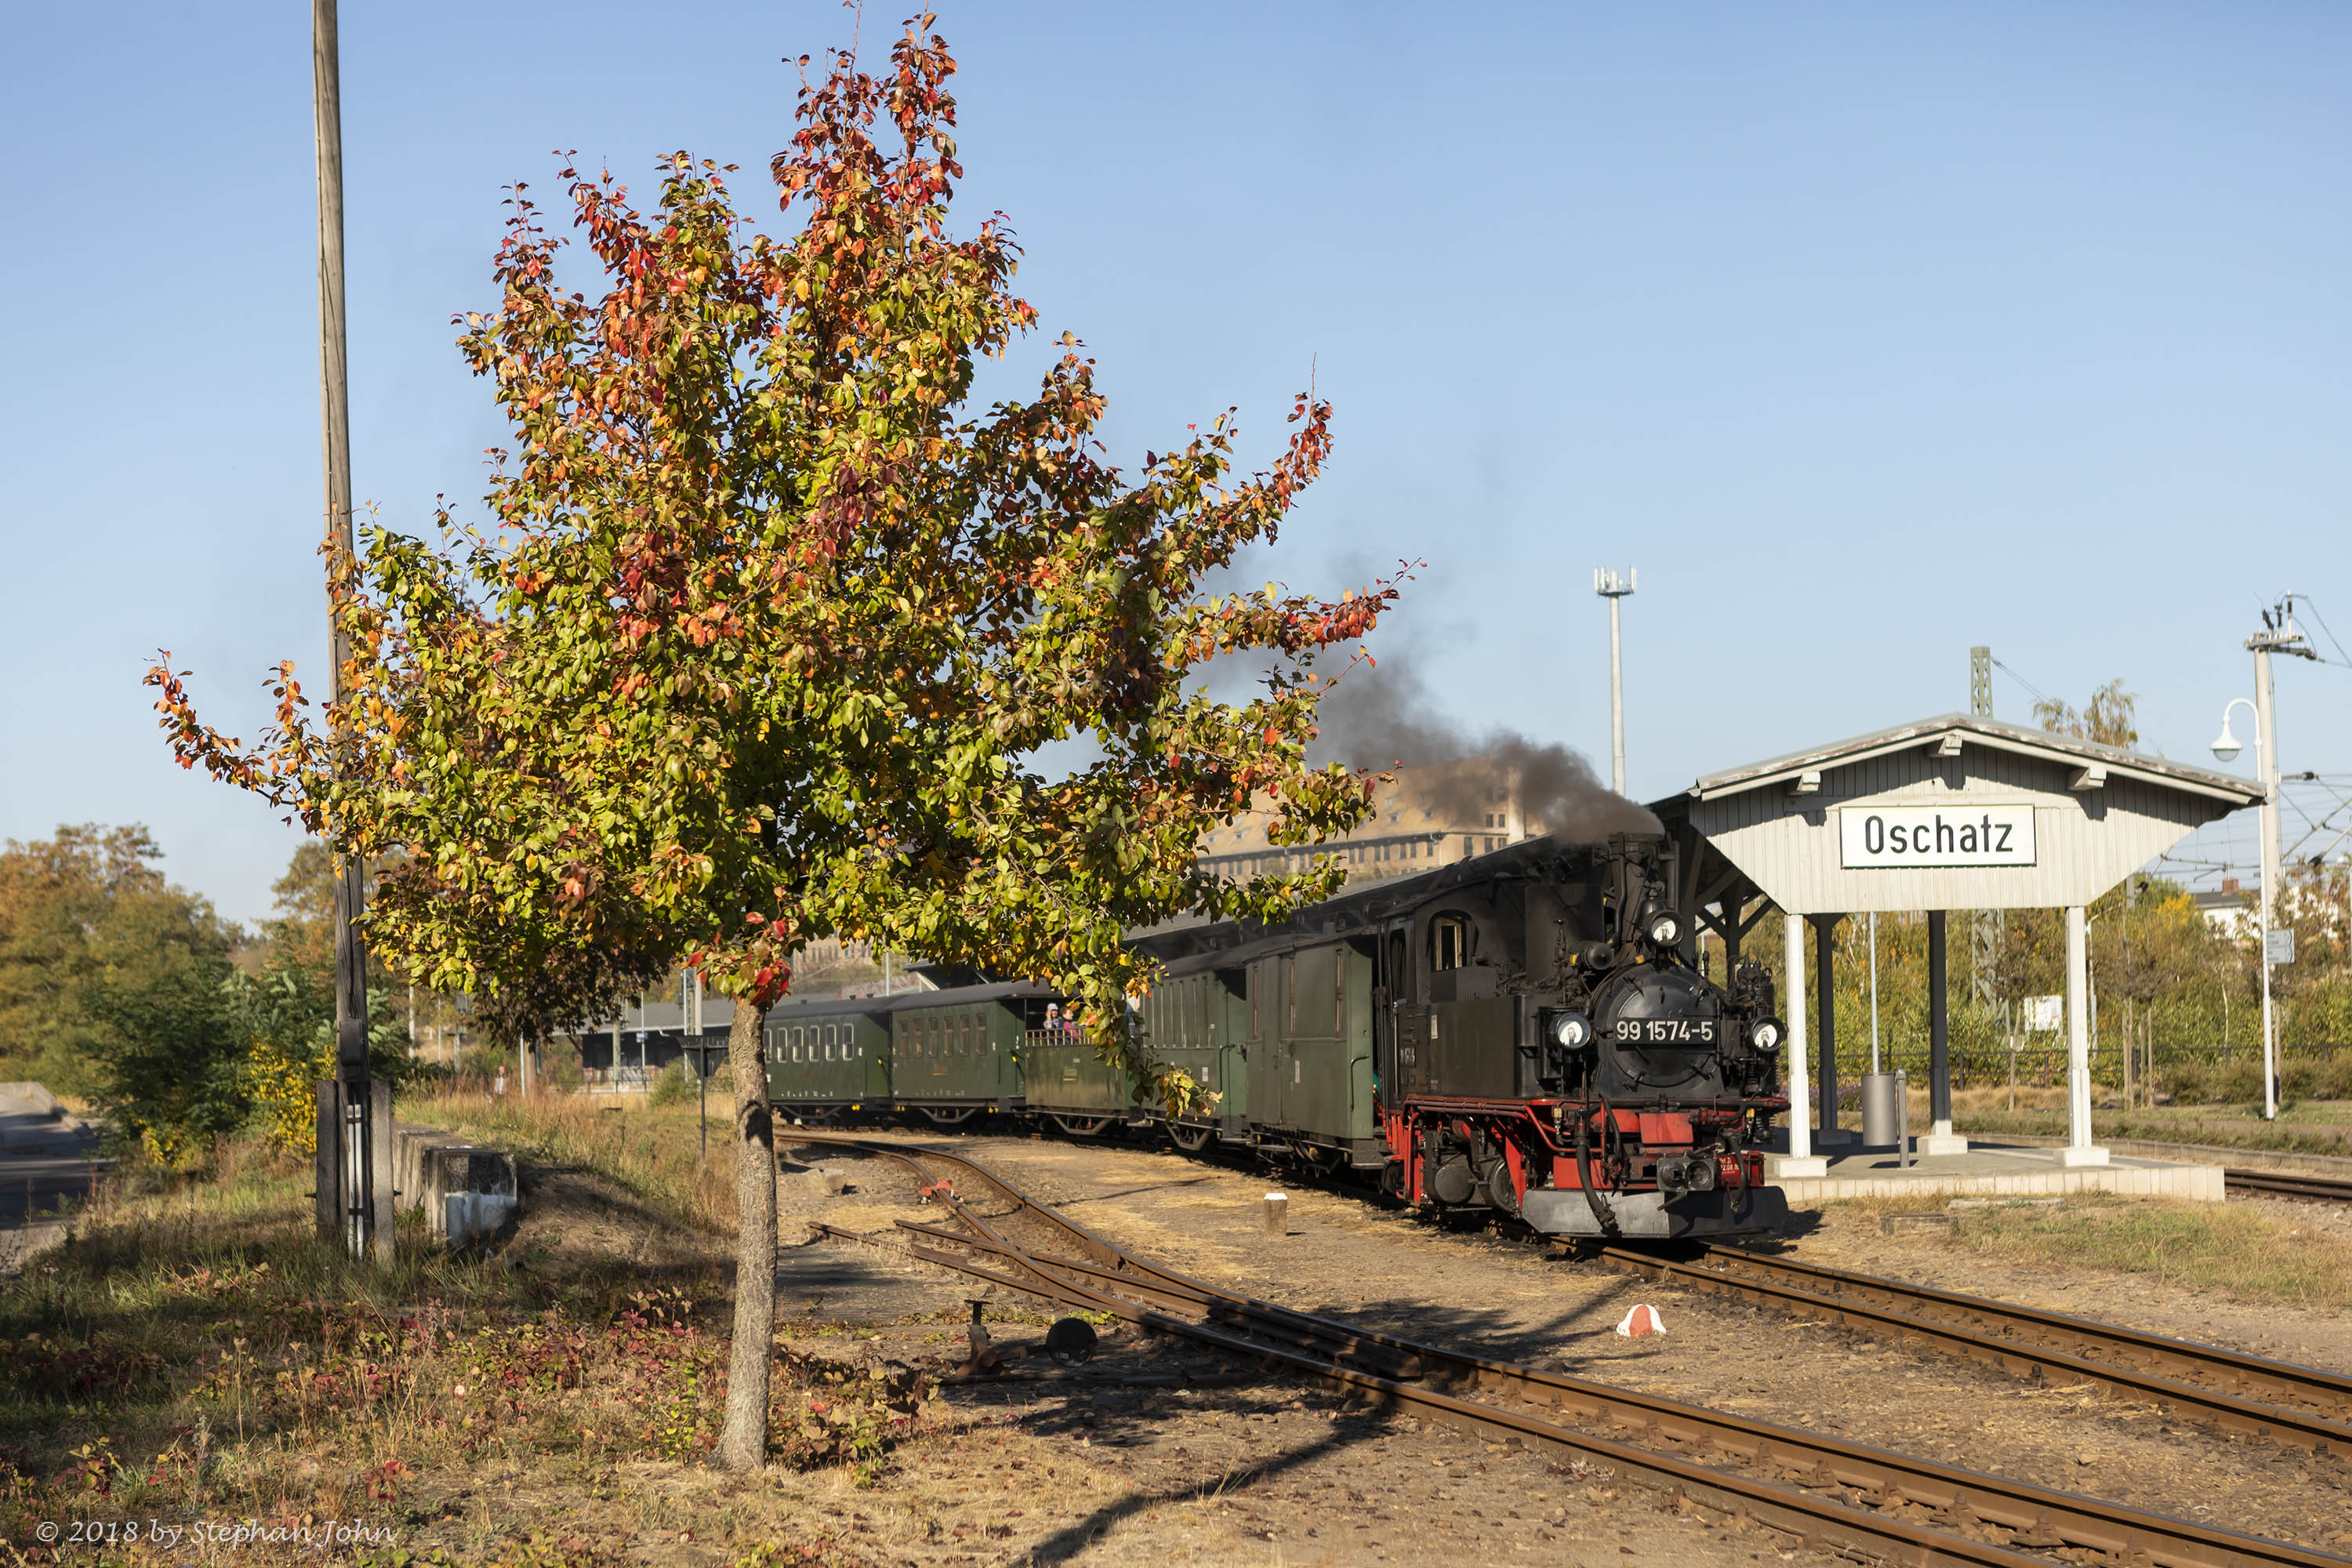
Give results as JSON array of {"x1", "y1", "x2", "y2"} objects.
[
  {"x1": 1748, "y1": 1016, "x2": 1785, "y2": 1052},
  {"x1": 1645, "y1": 909, "x2": 1683, "y2": 948},
  {"x1": 1549, "y1": 1012, "x2": 1592, "y2": 1050}
]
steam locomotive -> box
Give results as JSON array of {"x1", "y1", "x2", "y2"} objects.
[{"x1": 765, "y1": 833, "x2": 1791, "y2": 1241}]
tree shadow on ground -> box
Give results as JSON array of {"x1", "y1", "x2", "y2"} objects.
[
  {"x1": 1012, "y1": 1385, "x2": 1396, "y2": 1566},
  {"x1": 1222, "y1": 1285, "x2": 1656, "y2": 1375},
  {"x1": 1047, "y1": 1177, "x2": 1218, "y2": 1209}
]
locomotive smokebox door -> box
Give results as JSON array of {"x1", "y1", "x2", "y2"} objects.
[{"x1": 1590, "y1": 967, "x2": 1724, "y2": 1096}]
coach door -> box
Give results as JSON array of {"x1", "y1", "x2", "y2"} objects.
[{"x1": 1246, "y1": 954, "x2": 1286, "y2": 1127}]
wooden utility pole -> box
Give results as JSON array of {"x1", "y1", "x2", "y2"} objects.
[{"x1": 311, "y1": 0, "x2": 391, "y2": 1261}]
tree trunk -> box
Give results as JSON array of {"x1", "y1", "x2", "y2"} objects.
[{"x1": 717, "y1": 997, "x2": 776, "y2": 1470}]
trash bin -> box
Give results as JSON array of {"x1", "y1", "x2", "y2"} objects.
[{"x1": 1861, "y1": 1072, "x2": 1904, "y2": 1149}]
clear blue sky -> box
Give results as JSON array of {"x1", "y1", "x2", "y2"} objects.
[{"x1": 4, "y1": 2, "x2": 2348, "y2": 927}]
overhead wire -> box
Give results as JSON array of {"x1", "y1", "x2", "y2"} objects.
[
  {"x1": 2289, "y1": 595, "x2": 2352, "y2": 670},
  {"x1": 1989, "y1": 658, "x2": 2050, "y2": 706}
]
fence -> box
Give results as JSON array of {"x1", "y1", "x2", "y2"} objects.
[{"x1": 1801, "y1": 1038, "x2": 2350, "y2": 1102}]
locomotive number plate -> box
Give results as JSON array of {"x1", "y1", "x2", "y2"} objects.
[{"x1": 1614, "y1": 1018, "x2": 1719, "y2": 1045}]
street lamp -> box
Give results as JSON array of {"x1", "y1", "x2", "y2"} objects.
[
  {"x1": 1594, "y1": 568, "x2": 1635, "y2": 796},
  {"x1": 2211, "y1": 694, "x2": 2275, "y2": 1119},
  {"x1": 2216, "y1": 594, "x2": 2319, "y2": 1123},
  {"x1": 2209, "y1": 699, "x2": 2252, "y2": 763}
]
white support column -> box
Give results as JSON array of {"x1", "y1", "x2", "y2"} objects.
[
  {"x1": 2058, "y1": 904, "x2": 2108, "y2": 1167},
  {"x1": 1772, "y1": 910, "x2": 1828, "y2": 1177}
]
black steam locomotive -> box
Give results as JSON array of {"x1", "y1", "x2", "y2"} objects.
[{"x1": 767, "y1": 832, "x2": 1791, "y2": 1242}]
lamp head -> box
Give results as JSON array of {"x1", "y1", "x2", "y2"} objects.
[{"x1": 2210, "y1": 713, "x2": 2242, "y2": 763}]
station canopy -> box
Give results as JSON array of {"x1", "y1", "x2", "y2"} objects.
[{"x1": 1650, "y1": 713, "x2": 2267, "y2": 931}]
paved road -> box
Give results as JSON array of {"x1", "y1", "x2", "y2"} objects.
[{"x1": 0, "y1": 1083, "x2": 109, "y2": 1274}]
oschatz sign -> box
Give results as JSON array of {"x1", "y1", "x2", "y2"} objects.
[{"x1": 1838, "y1": 804, "x2": 2037, "y2": 869}]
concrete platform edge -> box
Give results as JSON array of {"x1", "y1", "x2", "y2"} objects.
[{"x1": 1773, "y1": 1160, "x2": 2225, "y2": 1205}]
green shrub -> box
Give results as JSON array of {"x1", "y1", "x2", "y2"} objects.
[{"x1": 648, "y1": 1061, "x2": 694, "y2": 1106}]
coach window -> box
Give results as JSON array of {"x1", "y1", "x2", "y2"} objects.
[{"x1": 1430, "y1": 914, "x2": 1472, "y2": 971}]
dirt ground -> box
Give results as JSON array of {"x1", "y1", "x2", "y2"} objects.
[
  {"x1": 1784, "y1": 1187, "x2": 2352, "y2": 1373},
  {"x1": 765, "y1": 1128, "x2": 2352, "y2": 1567},
  {"x1": 765, "y1": 1151, "x2": 1864, "y2": 1568}
]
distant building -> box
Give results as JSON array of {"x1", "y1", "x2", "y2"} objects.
[
  {"x1": 2191, "y1": 876, "x2": 2346, "y2": 942},
  {"x1": 1195, "y1": 759, "x2": 1537, "y2": 887},
  {"x1": 2193, "y1": 880, "x2": 2249, "y2": 936}
]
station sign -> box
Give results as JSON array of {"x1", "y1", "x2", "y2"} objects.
[{"x1": 1839, "y1": 804, "x2": 2037, "y2": 869}]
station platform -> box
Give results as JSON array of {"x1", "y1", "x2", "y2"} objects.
[{"x1": 1762, "y1": 1136, "x2": 2224, "y2": 1204}]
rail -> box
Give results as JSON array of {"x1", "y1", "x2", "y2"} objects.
[
  {"x1": 780, "y1": 1131, "x2": 2350, "y2": 1568},
  {"x1": 1602, "y1": 1246, "x2": 2352, "y2": 1456},
  {"x1": 2225, "y1": 1167, "x2": 2352, "y2": 1203}
]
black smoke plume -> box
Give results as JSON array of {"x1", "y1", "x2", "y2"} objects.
[{"x1": 1308, "y1": 654, "x2": 1661, "y2": 841}]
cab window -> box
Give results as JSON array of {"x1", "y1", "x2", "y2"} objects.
[{"x1": 1430, "y1": 914, "x2": 1472, "y2": 971}]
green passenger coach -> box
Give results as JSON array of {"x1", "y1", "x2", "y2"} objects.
[
  {"x1": 1245, "y1": 935, "x2": 1381, "y2": 1167},
  {"x1": 1020, "y1": 1011, "x2": 1136, "y2": 1135},
  {"x1": 1138, "y1": 952, "x2": 1253, "y2": 1150},
  {"x1": 763, "y1": 995, "x2": 895, "y2": 1109},
  {"x1": 890, "y1": 982, "x2": 1052, "y2": 1126}
]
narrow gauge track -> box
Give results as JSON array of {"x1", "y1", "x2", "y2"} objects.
[
  {"x1": 2227, "y1": 1168, "x2": 2352, "y2": 1204},
  {"x1": 1606, "y1": 1247, "x2": 2352, "y2": 1457},
  {"x1": 782, "y1": 1131, "x2": 2350, "y2": 1568}
]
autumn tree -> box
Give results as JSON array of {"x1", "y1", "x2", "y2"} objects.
[
  {"x1": 459, "y1": 922, "x2": 671, "y2": 1087},
  {"x1": 150, "y1": 14, "x2": 1394, "y2": 1467},
  {"x1": 2033, "y1": 678, "x2": 2138, "y2": 749},
  {"x1": 0, "y1": 826, "x2": 243, "y2": 1160}
]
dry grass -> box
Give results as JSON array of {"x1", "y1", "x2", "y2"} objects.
[
  {"x1": 0, "y1": 1131, "x2": 971, "y2": 1566},
  {"x1": 1845, "y1": 1190, "x2": 2352, "y2": 1314},
  {"x1": 402, "y1": 1087, "x2": 738, "y2": 1233}
]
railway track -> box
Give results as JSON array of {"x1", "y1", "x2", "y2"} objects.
[
  {"x1": 2227, "y1": 1167, "x2": 2352, "y2": 1203},
  {"x1": 1605, "y1": 1245, "x2": 2352, "y2": 1456},
  {"x1": 782, "y1": 1131, "x2": 2350, "y2": 1568}
]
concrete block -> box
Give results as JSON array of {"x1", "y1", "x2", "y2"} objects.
[
  {"x1": 1769, "y1": 1156, "x2": 1829, "y2": 1178},
  {"x1": 1918, "y1": 1131, "x2": 1970, "y2": 1156},
  {"x1": 2055, "y1": 1145, "x2": 2111, "y2": 1168},
  {"x1": 391, "y1": 1123, "x2": 518, "y2": 1246},
  {"x1": 1263, "y1": 1192, "x2": 1290, "y2": 1234}
]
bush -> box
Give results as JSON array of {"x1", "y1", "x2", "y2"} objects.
[
  {"x1": 648, "y1": 1061, "x2": 695, "y2": 1107},
  {"x1": 2156, "y1": 1050, "x2": 2352, "y2": 1106}
]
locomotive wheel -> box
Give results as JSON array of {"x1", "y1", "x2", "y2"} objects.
[
  {"x1": 1432, "y1": 1157, "x2": 1476, "y2": 1206},
  {"x1": 1169, "y1": 1123, "x2": 1214, "y2": 1153},
  {"x1": 1486, "y1": 1162, "x2": 1521, "y2": 1217}
]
